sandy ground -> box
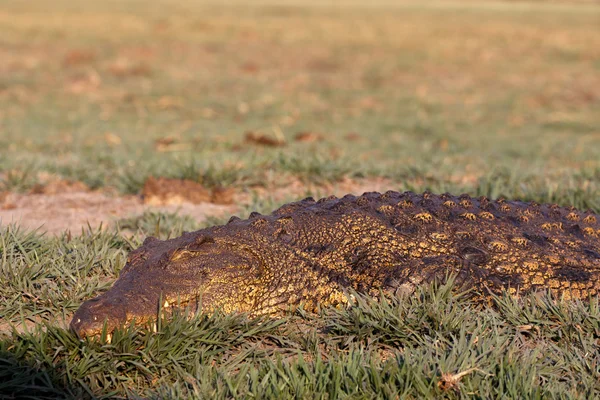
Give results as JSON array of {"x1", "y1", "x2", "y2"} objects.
[
  {"x1": 0, "y1": 191, "x2": 235, "y2": 234},
  {"x1": 0, "y1": 177, "x2": 393, "y2": 235}
]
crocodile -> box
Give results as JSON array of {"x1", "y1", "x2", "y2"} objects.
[{"x1": 70, "y1": 191, "x2": 600, "y2": 337}]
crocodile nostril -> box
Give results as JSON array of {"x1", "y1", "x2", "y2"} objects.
[{"x1": 70, "y1": 293, "x2": 131, "y2": 337}]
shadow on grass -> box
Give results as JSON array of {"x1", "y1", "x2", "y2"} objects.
[{"x1": 0, "y1": 350, "x2": 74, "y2": 399}]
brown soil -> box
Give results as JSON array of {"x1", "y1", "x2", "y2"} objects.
[
  {"x1": 142, "y1": 177, "x2": 236, "y2": 206},
  {"x1": 0, "y1": 190, "x2": 235, "y2": 235},
  {"x1": 244, "y1": 131, "x2": 286, "y2": 147},
  {"x1": 0, "y1": 177, "x2": 393, "y2": 235}
]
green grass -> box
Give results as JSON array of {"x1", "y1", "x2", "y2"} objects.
[{"x1": 1, "y1": 0, "x2": 600, "y2": 398}]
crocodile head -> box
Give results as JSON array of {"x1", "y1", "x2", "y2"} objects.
[{"x1": 70, "y1": 232, "x2": 267, "y2": 338}]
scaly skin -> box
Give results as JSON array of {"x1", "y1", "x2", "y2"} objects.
[{"x1": 70, "y1": 191, "x2": 600, "y2": 337}]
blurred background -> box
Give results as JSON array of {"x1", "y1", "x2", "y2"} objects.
[
  {"x1": 1, "y1": 4, "x2": 600, "y2": 397},
  {"x1": 0, "y1": 0, "x2": 599, "y2": 232}
]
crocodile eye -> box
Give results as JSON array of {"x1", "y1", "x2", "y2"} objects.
[
  {"x1": 170, "y1": 249, "x2": 199, "y2": 262},
  {"x1": 185, "y1": 235, "x2": 216, "y2": 252}
]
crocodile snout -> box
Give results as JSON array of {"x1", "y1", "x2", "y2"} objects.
[{"x1": 70, "y1": 295, "x2": 128, "y2": 338}]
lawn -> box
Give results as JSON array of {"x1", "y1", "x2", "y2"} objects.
[{"x1": 0, "y1": 0, "x2": 599, "y2": 398}]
